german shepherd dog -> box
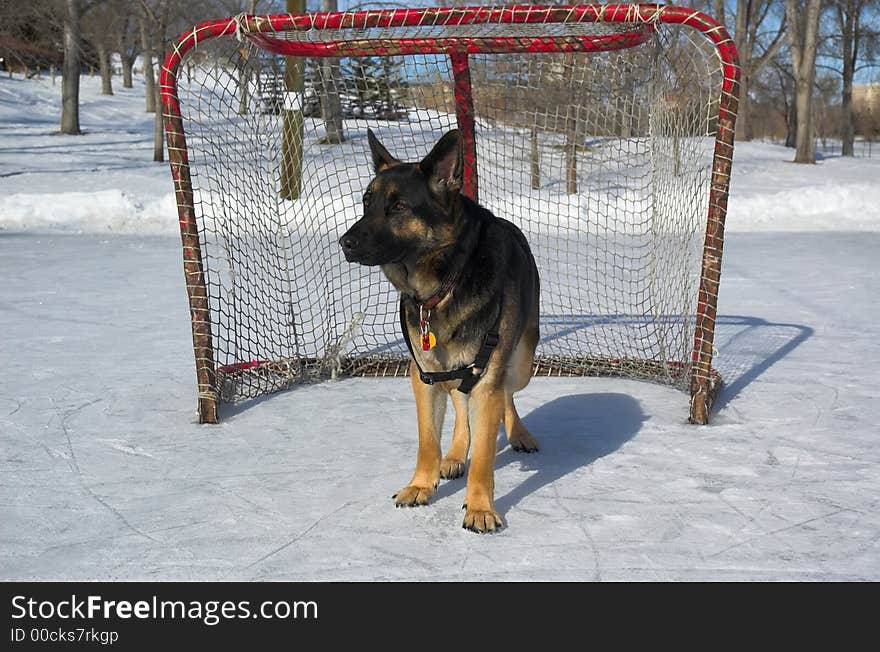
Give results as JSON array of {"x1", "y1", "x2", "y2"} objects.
[{"x1": 339, "y1": 129, "x2": 540, "y2": 532}]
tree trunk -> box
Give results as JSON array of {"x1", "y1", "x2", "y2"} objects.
[
  {"x1": 237, "y1": 3, "x2": 254, "y2": 115},
  {"x1": 733, "y1": 2, "x2": 751, "y2": 141},
  {"x1": 565, "y1": 107, "x2": 578, "y2": 194},
  {"x1": 319, "y1": 58, "x2": 345, "y2": 143},
  {"x1": 838, "y1": 1, "x2": 857, "y2": 157},
  {"x1": 732, "y1": 1, "x2": 788, "y2": 142},
  {"x1": 122, "y1": 55, "x2": 134, "y2": 88},
  {"x1": 786, "y1": 0, "x2": 822, "y2": 164},
  {"x1": 530, "y1": 125, "x2": 540, "y2": 189},
  {"x1": 785, "y1": 93, "x2": 797, "y2": 148},
  {"x1": 140, "y1": 17, "x2": 156, "y2": 113},
  {"x1": 793, "y1": 81, "x2": 814, "y2": 161},
  {"x1": 281, "y1": 0, "x2": 306, "y2": 199},
  {"x1": 563, "y1": 53, "x2": 578, "y2": 194},
  {"x1": 152, "y1": 0, "x2": 170, "y2": 162},
  {"x1": 144, "y1": 55, "x2": 156, "y2": 111},
  {"x1": 153, "y1": 83, "x2": 164, "y2": 161},
  {"x1": 61, "y1": 0, "x2": 82, "y2": 135},
  {"x1": 841, "y1": 73, "x2": 855, "y2": 157},
  {"x1": 98, "y1": 44, "x2": 113, "y2": 95},
  {"x1": 316, "y1": 0, "x2": 344, "y2": 143},
  {"x1": 736, "y1": 74, "x2": 751, "y2": 141},
  {"x1": 118, "y1": 11, "x2": 136, "y2": 90},
  {"x1": 238, "y1": 63, "x2": 250, "y2": 115}
]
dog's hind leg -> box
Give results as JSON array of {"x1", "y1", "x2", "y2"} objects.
[
  {"x1": 440, "y1": 389, "x2": 469, "y2": 480},
  {"x1": 503, "y1": 328, "x2": 540, "y2": 453},
  {"x1": 504, "y1": 391, "x2": 539, "y2": 453},
  {"x1": 393, "y1": 362, "x2": 446, "y2": 507}
]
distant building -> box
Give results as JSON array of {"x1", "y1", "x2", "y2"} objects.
[
  {"x1": 853, "y1": 83, "x2": 880, "y2": 115},
  {"x1": 853, "y1": 83, "x2": 880, "y2": 139}
]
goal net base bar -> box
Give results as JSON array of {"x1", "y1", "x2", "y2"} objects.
[{"x1": 214, "y1": 356, "x2": 722, "y2": 425}]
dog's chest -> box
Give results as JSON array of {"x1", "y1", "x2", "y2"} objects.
[{"x1": 408, "y1": 319, "x2": 479, "y2": 372}]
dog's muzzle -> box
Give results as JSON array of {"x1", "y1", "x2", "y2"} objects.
[
  {"x1": 339, "y1": 231, "x2": 368, "y2": 263},
  {"x1": 339, "y1": 234, "x2": 357, "y2": 260}
]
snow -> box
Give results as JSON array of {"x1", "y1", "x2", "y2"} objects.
[
  {"x1": 1, "y1": 74, "x2": 879, "y2": 581},
  {"x1": 4, "y1": 75, "x2": 880, "y2": 235}
]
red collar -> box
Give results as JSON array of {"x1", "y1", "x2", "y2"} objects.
[{"x1": 420, "y1": 271, "x2": 459, "y2": 310}]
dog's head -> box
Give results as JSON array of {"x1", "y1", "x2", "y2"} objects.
[{"x1": 339, "y1": 128, "x2": 464, "y2": 266}]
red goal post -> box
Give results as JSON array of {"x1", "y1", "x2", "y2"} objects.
[{"x1": 160, "y1": 4, "x2": 740, "y2": 424}]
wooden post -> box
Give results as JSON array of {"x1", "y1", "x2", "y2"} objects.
[
  {"x1": 530, "y1": 125, "x2": 540, "y2": 189},
  {"x1": 319, "y1": 0, "x2": 345, "y2": 144},
  {"x1": 564, "y1": 54, "x2": 578, "y2": 194},
  {"x1": 280, "y1": 0, "x2": 306, "y2": 200},
  {"x1": 565, "y1": 106, "x2": 578, "y2": 194}
]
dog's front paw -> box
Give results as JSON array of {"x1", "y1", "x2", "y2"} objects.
[
  {"x1": 462, "y1": 506, "x2": 503, "y2": 533},
  {"x1": 393, "y1": 484, "x2": 436, "y2": 507},
  {"x1": 440, "y1": 456, "x2": 466, "y2": 479}
]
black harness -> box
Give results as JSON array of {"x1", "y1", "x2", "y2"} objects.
[{"x1": 399, "y1": 298, "x2": 500, "y2": 394}]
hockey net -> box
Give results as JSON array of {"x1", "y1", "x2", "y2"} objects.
[{"x1": 160, "y1": 4, "x2": 740, "y2": 423}]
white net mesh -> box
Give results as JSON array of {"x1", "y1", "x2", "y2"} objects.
[{"x1": 166, "y1": 10, "x2": 726, "y2": 406}]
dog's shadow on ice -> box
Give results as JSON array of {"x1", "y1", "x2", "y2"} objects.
[{"x1": 490, "y1": 393, "x2": 645, "y2": 516}]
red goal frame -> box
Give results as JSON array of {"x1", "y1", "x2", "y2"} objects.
[{"x1": 160, "y1": 3, "x2": 740, "y2": 424}]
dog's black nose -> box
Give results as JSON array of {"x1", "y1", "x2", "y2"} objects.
[{"x1": 340, "y1": 235, "x2": 358, "y2": 252}]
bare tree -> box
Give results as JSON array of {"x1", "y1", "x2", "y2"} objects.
[
  {"x1": 84, "y1": 2, "x2": 123, "y2": 95},
  {"x1": 785, "y1": 0, "x2": 823, "y2": 163},
  {"x1": 829, "y1": 0, "x2": 880, "y2": 155},
  {"x1": 773, "y1": 55, "x2": 799, "y2": 146},
  {"x1": 60, "y1": 0, "x2": 115, "y2": 132},
  {"x1": 716, "y1": 1, "x2": 789, "y2": 141},
  {"x1": 116, "y1": 2, "x2": 140, "y2": 88},
  {"x1": 318, "y1": 0, "x2": 344, "y2": 143},
  {"x1": 0, "y1": 2, "x2": 63, "y2": 78},
  {"x1": 214, "y1": 0, "x2": 259, "y2": 115},
  {"x1": 140, "y1": 0, "x2": 170, "y2": 161},
  {"x1": 813, "y1": 73, "x2": 842, "y2": 147},
  {"x1": 139, "y1": 3, "x2": 157, "y2": 113},
  {"x1": 60, "y1": 0, "x2": 84, "y2": 133}
]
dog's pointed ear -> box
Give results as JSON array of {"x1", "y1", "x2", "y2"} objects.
[
  {"x1": 367, "y1": 128, "x2": 400, "y2": 173},
  {"x1": 420, "y1": 129, "x2": 463, "y2": 195}
]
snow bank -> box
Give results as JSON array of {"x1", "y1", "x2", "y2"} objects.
[
  {"x1": 0, "y1": 190, "x2": 178, "y2": 234},
  {"x1": 2, "y1": 75, "x2": 879, "y2": 234},
  {"x1": 727, "y1": 181, "x2": 880, "y2": 232},
  {"x1": 724, "y1": 141, "x2": 880, "y2": 232}
]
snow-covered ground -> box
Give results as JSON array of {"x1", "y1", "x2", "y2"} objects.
[{"x1": 1, "y1": 74, "x2": 879, "y2": 580}]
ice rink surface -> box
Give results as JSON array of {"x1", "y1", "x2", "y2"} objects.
[{"x1": 2, "y1": 232, "x2": 877, "y2": 580}]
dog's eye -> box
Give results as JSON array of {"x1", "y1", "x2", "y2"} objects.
[
  {"x1": 391, "y1": 200, "x2": 408, "y2": 212},
  {"x1": 362, "y1": 191, "x2": 372, "y2": 205}
]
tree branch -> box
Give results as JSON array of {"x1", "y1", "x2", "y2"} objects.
[{"x1": 752, "y1": 16, "x2": 789, "y2": 74}]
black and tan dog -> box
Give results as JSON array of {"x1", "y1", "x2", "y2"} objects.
[{"x1": 339, "y1": 129, "x2": 540, "y2": 533}]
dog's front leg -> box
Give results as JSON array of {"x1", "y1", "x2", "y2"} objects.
[
  {"x1": 462, "y1": 385, "x2": 504, "y2": 532},
  {"x1": 440, "y1": 389, "x2": 470, "y2": 479},
  {"x1": 393, "y1": 362, "x2": 446, "y2": 507}
]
